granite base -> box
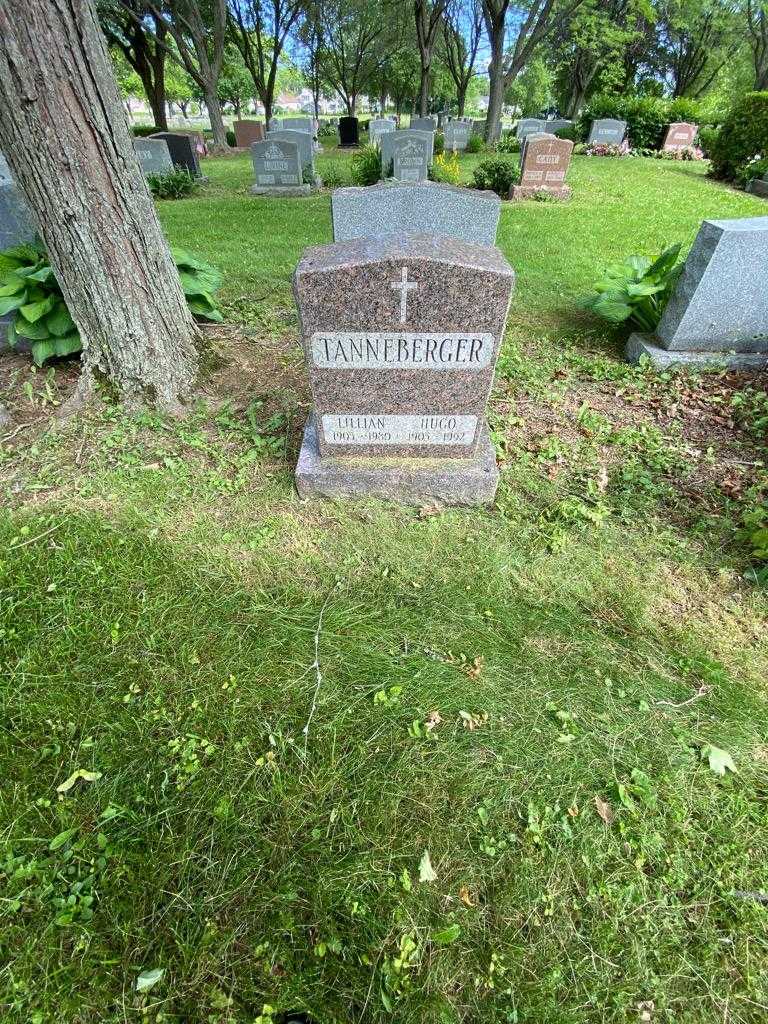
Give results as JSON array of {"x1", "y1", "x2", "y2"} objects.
[
  {"x1": 626, "y1": 333, "x2": 768, "y2": 370},
  {"x1": 746, "y1": 179, "x2": 768, "y2": 198},
  {"x1": 249, "y1": 184, "x2": 311, "y2": 197},
  {"x1": 509, "y1": 184, "x2": 571, "y2": 201},
  {"x1": 295, "y1": 414, "x2": 500, "y2": 506}
]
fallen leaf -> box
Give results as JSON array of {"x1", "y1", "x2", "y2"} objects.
[
  {"x1": 702, "y1": 744, "x2": 737, "y2": 776},
  {"x1": 594, "y1": 795, "x2": 615, "y2": 825},
  {"x1": 56, "y1": 769, "x2": 102, "y2": 794},
  {"x1": 459, "y1": 710, "x2": 489, "y2": 731},
  {"x1": 418, "y1": 848, "x2": 438, "y2": 882},
  {"x1": 424, "y1": 710, "x2": 442, "y2": 732},
  {"x1": 136, "y1": 968, "x2": 165, "y2": 993},
  {"x1": 466, "y1": 656, "x2": 484, "y2": 680},
  {"x1": 458, "y1": 885, "x2": 475, "y2": 907}
]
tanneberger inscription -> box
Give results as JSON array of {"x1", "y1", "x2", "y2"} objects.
[
  {"x1": 322, "y1": 413, "x2": 478, "y2": 446},
  {"x1": 310, "y1": 331, "x2": 495, "y2": 369}
]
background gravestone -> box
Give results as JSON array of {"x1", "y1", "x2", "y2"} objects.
[
  {"x1": 380, "y1": 130, "x2": 434, "y2": 177},
  {"x1": 293, "y1": 233, "x2": 514, "y2": 504},
  {"x1": 516, "y1": 118, "x2": 546, "y2": 139},
  {"x1": 0, "y1": 172, "x2": 36, "y2": 346},
  {"x1": 392, "y1": 136, "x2": 430, "y2": 182},
  {"x1": 134, "y1": 138, "x2": 173, "y2": 175},
  {"x1": 472, "y1": 119, "x2": 486, "y2": 136},
  {"x1": 369, "y1": 118, "x2": 396, "y2": 146},
  {"x1": 266, "y1": 128, "x2": 319, "y2": 186},
  {"x1": 587, "y1": 118, "x2": 627, "y2": 146},
  {"x1": 411, "y1": 117, "x2": 436, "y2": 133},
  {"x1": 149, "y1": 132, "x2": 203, "y2": 177},
  {"x1": 511, "y1": 136, "x2": 573, "y2": 200},
  {"x1": 662, "y1": 122, "x2": 698, "y2": 151},
  {"x1": 546, "y1": 118, "x2": 573, "y2": 135},
  {"x1": 288, "y1": 116, "x2": 313, "y2": 134},
  {"x1": 250, "y1": 139, "x2": 309, "y2": 196},
  {"x1": 444, "y1": 120, "x2": 471, "y2": 151},
  {"x1": 747, "y1": 172, "x2": 768, "y2": 198},
  {"x1": 268, "y1": 117, "x2": 281, "y2": 131},
  {"x1": 519, "y1": 131, "x2": 555, "y2": 167},
  {"x1": 626, "y1": 216, "x2": 768, "y2": 368},
  {"x1": 234, "y1": 120, "x2": 264, "y2": 147},
  {"x1": 332, "y1": 182, "x2": 501, "y2": 247},
  {"x1": 338, "y1": 116, "x2": 360, "y2": 147}
]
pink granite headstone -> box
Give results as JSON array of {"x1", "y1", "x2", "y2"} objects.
[
  {"x1": 510, "y1": 136, "x2": 573, "y2": 200},
  {"x1": 662, "y1": 122, "x2": 698, "y2": 152},
  {"x1": 234, "y1": 119, "x2": 264, "y2": 148}
]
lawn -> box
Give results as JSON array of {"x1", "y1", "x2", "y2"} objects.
[{"x1": 1, "y1": 149, "x2": 768, "y2": 1024}]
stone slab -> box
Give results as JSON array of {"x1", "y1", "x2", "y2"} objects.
[
  {"x1": 266, "y1": 128, "x2": 315, "y2": 173},
  {"x1": 513, "y1": 135, "x2": 573, "y2": 200},
  {"x1": 746, "y1": 178, "x2": 768, "y2": 198},
  {"x1": 587, "y1": 118, "x2": 626, "y2": 146},
  {"x1": 338, "y1": 116, "x2": 359, "y2": 147},
  {"x1": 149, "y1": 132, "x2": 202, "y2": 176},
  {"x1": 233, "y1": 119, "x2": 264, "y2": 147},
  {"x1": 626, "y1": 334, "x2": 767, "y2": 370},
  {"x1": 392, "y1": 134, "x2": 430, "y2": 182},
  {"x1": 662, "y1": 122, "x2": 698, "y2": 152},
  {"x1": 295, "y1": 413, "x2": 499, "y2": 505},
  {"x1": 293, "y1": 232, "x2": 514, "y2": 460},
  {"x1": 135, "y1": 137, "x2": 173, "y2": 175},
  {"x1": 444, "y1": 120, "x2": 471, "y2": 151},
  {"x1": 380, "y1": 130, "x2": 434, "y2": 177},
  {"x1": 331, "y1": 181, "x2": 501, "y2": 246},
  {"x1": 657, "y1": 216, "x2": 768, "y2": 353},
  {"x1": 516, "y1": 118, "x2": 547, "y2": 139},
  {"x1": 411, "y1": 117, "x2": 436, "y2": 133},
  {"x1": 251, "y1": 138, "x2": 305, "y2": 191}
]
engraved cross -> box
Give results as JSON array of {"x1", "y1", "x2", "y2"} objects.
[{"x1": 391, "y1": 266, "x2": 418, "y2": 324}]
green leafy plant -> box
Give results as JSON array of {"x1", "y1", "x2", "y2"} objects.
[
  {"x1": 495, "y1": 131, "x2": 520, "y2": 154},
  {"x1": 433, "y1": 131, "x2": 445, "y2": 155},
  {"x1": 580, "y1": 245, "x2": 683, "y2": 332},
  {"x1": 0, "y1": 242, "x2": 223, "y2": 366},
  {"x1": 429, "y1": 151, "x2": 461, "y2": 185},
  {"x1": 471, "y1": 155, "x2": 519, "y2": 196},
  {"x1": 350, "y1": 143, "x2": 382, "y2": 185},
  {"x1": 131, "y1": 124, "x2": 161, "y2": 138},
  {"x1": 320, "y1": 165, "x2": 350, "y2": 190},
  {"x1": 734, "y1": 155, "x2": 768, "y2": 188},
  {"x1": 146, "y1": 168, "x2": 199, "y2": 199},
  {"x1": 465, "y1": 133, "x2": 484, "y2": 153}
]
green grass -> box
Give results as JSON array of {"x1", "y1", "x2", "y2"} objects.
[{"x1": 2, "y1": 149, "x2": 768, "y2": 1024}]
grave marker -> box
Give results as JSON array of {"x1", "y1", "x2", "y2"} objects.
[
  {"x1": 293, "y1": 233, "x2": 514, "y2": 504},
  {"x1": 380, "y1": 130, "x2": 434, "y2": 178},
  {"x1": 392, "y1": 135, "x2": 430, "y2": 182},
  {"x1": 411, "y1": 117, "x2": 436, "y2": 133},
  {"x1": 250, "y1": 139, "x2": 309, "y2": 196},
  {"x1": 149, "y1": 132, "x2": 203, "y2": 177},
  {"x1": 511, "y1": 136, "x2": 573, "y2": 200},
  {"x1": 516, "y1": 118, "x2": 547, "y2": 139},
  {"x1": 233, "y1": 119, "x2": 264, "y2": 147},
  {"x1": 626, "y1": 216, "x2": 768, "y2": 368},
  {"x1": 369, "y1": 118, "x2": 396, "y2": 146},
  {"x1": 134, "y1": 138, "x2": 173, "y2": 175},
  {"x1": 444, "y1": 120, "x2": 471, "y2": 151},
  {"x1": 266, "y1": 128, "x2": 319, "y2": 186},
  {"x1": 332, "y1": 181, "x2": 501, "y2": 247},
  {"x1": 662, "y1": 122, "x2": 698, "y2": 151},
  {"x1": 587, "y1": 118, "x2": 627, "y2": 146},
  {"x1": 338, "y1": 116, "x2": 360, "y2": 148}
]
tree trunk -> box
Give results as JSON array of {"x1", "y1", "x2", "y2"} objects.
[
  {"x1": 0, "y1": 0, "x2": 200, "y2": 410},
  {"x1": 149, "y1": 78, "x2": 168, "y2": 129},
  {"x1": 484, "y1": 25, "x2": 505, "y2": 142},
  {"x1": 457, "y1": 85, "x2": 467, "y2": 118},
  {"x1": 204, "y1": 87, "x2": 228, "y2": 146}
]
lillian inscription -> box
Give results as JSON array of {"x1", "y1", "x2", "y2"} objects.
[
  {"x1": 310, "y1": 331, "x2": 494, "y2": 369},
  {"x1": 323, "y1": 413, "x2": 477, "y2": 446}
]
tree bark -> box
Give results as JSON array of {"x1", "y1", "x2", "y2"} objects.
[
  {"x1": 0, "y1": 0, "x2": 200, "y2": 409},
  {"x1": 483, "y1": 7, "x2": 506, "y2": 143}
]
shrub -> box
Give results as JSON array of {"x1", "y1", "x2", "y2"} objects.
[
  {"x1": 0, "y1": 242, "x2": 223, "y2": 366},
  {"x1": 321, "y1": 165, "x2": 350, "y2": 190},
  {"x1": 132, "y1": 125, "x2": 161, "y2": 138},
  {"x1": 226, "y1": 129, "x2": 236, "y2": 147},
  {"x1": 429, "y1": 152, "x2": 461, "y2": 185},
  {"x1": 495, "y1": 132, "x2": 520, "y2": 154},
  {"x1": 709, "y1": 92, "x2": 768, "y2": 180},
  {"x1": 434, "y1": 132, "x2": 445, "y2": 155},
  {"x1": 318, "y1": 122, "x2": 337, "y2": 138},
  {"x1": 465, "y1": 134, "x2": 484, "y2": 153},
  {"x1": 580, "y1": 245, "x2": 683, "y2": 332},
  {"x1": 555, "y1": 125, "x2": 579, "y2": 142},
  {"x1": 666, "y1": 97, "x2": 703, "y2": 125},
  {"x1": 350, "y1": 144, "x2": 382, "y2": 185},
  {"x1": 579, "y1": 95, "x2": 673, "y2": 149},
  {"x1": 146, "y1": 168, "x2": 199, "y2": 199},
  {"x1": 735, "y1": 155, "x2": 768, "y2": 188},
  {"x1": 471, "y1": 156, "x2": 518, "y2": 196},
  {"x1": 697, "y1": 125, "x2": 720, "y2": 159}
]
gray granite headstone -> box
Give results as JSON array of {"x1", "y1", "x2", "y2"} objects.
[
  {"x1": 148, "y1": 132, "x2": 202, "y2": 176},
  {"x1": 135, "y1": 138, "x2": 173, "y2": 175},
  {"x1": 250, "y1": 139, "x2": 309, "y2": 196},
  {"x1": 268, "y1": 117, "x2": 282, "y2": 131},
  {"x1": 444, "y1": 120, "x2": 471, "y2": 151},
  {"x1": 546, "y1": 119, "x2": 573, "y2": 135},
  {"x1": 266, "y1": 128, "x2": 317, "y2": 182},
  {"x1": 747, "y1": 173, "x2": 768, "y2": 198},
  {"x1": 411, "y1": 117, "x2": 436, "y2": 133},
  {"x1": 293, "y1": 232, "x2": 514, "y2": 505},
  {"x1": 288, "y1": 116, "x2": 314, "y2": 134},
  {"x1": 626, "y1": 217, "x2": 768, "y2": 368},
  {"x1": 516, "y1": 118, "x2": 547, "y2": 139},
  {"x1": 0, "y1": 178, "x2": 37, "y2": 346},
  {"x1": 332, "y1": 181, "x2": 501, "y2": 246},
  {"x1": 380, "y1": 130, "x2": 434, "y2": 178},
  {"x1": 369, "y1": 118, "x2": 396, "y2": 146},
  {"x1": 392, "y1": 135, "x2": 430, "y2": 182},
  {"x1": 587, "y1": 119, "x2": 626, "y2": 146}
]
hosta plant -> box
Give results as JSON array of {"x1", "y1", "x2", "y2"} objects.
[
  {"x1": 580, "y1": 244, "x2": 683, "y2": 332},
  {"x1": 0, "y1": 242, "x2": 223, "y2": 366}
]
